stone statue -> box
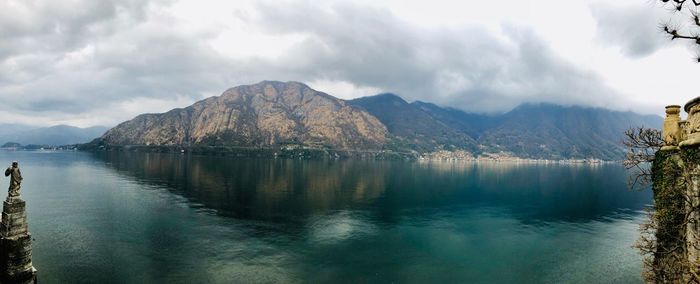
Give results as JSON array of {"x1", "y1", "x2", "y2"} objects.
[{"x1": 4, "y1": 161, "x2": 22, "y2": 197}]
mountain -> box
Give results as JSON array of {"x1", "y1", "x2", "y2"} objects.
[
  {"x1": 101, "y1": 81, "x2": 387, "y2": 149},
  {"x1": 348, "y1": 94, "x2": 478, "y2": 152},
  {"x1": 476, "y1": 104, "x2": 661, "y2": 160},
  {"x1": 351, "y1": 97, "x2": 661, "y2": 160},
  {"x1": 96, "y1": 81, "x2": 662, "y2": 160},
  {"x1": 411, "y1": 101, "x2": 500, "y2": 138},
  {"x1": 0, "y1": 124, "x2": 108, "y2": 146}
]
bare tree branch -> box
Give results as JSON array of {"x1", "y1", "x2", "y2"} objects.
[
  {"x1": 622, "y1": 127, "x2": 662, "y2": 190},
  {"x1": 658, "y1": 0, "x2": 700, "y2": 61}
]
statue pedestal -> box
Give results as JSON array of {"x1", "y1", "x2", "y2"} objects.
[{"x1": 0, "y1": 197, "x2": 36, "y2": 283}]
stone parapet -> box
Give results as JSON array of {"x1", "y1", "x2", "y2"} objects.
[
  {"x1": 661, "y1": 97, "x2": 700, "y2": 149},
  {"x1": 680, "y1": 97, "x2": 700, "y2": 147}
]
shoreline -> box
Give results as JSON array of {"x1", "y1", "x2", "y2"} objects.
[{"x1": 3, "y1": 144, "x2": 621, "y2": 164}]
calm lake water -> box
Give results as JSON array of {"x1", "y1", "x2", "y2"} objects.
[{"x1": 4, "y1": 151, "x2": 651, "y2": 283}]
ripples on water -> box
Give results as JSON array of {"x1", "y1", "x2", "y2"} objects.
[{"x1": 4, "y1": 151, "x2": 651, "y2": 283}]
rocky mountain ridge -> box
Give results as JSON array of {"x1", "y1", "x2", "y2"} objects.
[
  {"x1": 101, "y1": 81, "x2": 387, "y2": 150},
  {"x1": 96, "y1": 81, "x2": 662, "y2": 160}
]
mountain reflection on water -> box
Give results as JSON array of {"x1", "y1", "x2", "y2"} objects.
[
  {"x1": 13, "y1": 151, "x2": 651, "y2": 283},
  {"x1": 95, "y1": 152, "x2": 650, "y2": 224}
]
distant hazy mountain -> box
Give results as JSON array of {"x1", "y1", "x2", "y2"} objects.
[
  {"x1": 476, "y1": 104, "x2": 661, "y2": 160},
  {"x1": 0, "y1": 124, "x2": 108, "y2": 146},
  {"x1": 348, "y1": 94, "x2": 478, "y2": 152},
  {"x1": 411, "y1": 101, "x2": 500, "y2": 138},
  {"x1": 101, "y1": 81, "x2": 387, "y2": 149},
  {"x1": 95, "y1": 81, "x2": 662, "y2": 160},
  {"x1": 351, "y1": 96, "x2": 660, "y2": 160}
]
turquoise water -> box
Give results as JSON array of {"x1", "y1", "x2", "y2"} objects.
[{"x1": 5, "y1": 151, "x2": 650, "y2": 283}]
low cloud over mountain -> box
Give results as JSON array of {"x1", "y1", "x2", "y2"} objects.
[{"x1": 0, "y1": 0, "x2": 672, "y2": 128}]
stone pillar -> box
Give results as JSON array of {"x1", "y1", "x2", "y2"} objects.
[
  {"x1": 0, "y1": 196, "x2": 37, "y2": 283},
  {"x1": 662, "y1": 105, "x2": 682, "y2": 151}
]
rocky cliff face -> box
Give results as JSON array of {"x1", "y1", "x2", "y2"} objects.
[{"x1": 101, "y1": 81, "x2": 387, "y2": 149}]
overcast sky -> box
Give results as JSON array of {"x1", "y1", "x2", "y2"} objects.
[{"x1": 1, "y1": 0, "x2": 698, "y2": 127}]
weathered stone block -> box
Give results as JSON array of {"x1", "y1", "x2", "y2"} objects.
[
  {"x1": 2, "y1": 212, "x2": 27, "y2": 228},
  {"x1": 0, "y1": 223, "x2": 28, "y2": 238},
  {"x1": 2, "y1": 200, "x2": 25, "y2": 215}
]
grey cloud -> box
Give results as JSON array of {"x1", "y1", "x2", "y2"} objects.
[
  {"x1": 0, "y1": 0, "x2": 631, "y2": 126},
  {"x1": 590, "y1": 3, "x2": 667, "y2": 58},
  {"x1": 0, "y1": 0, "x2": 233, "y2": 118},
  {"x1": 0, "y1": 0, "x2": 152, "y2": 60},
  {"x1": 244, "y1": 1, "x2": 623, "y2": 113}
]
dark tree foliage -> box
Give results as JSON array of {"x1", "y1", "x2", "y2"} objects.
[{"x1": 659, "y1": 0, "x2": 700, "y2": 61}]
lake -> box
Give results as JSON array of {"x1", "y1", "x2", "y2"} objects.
[{"x1": 5, "y1": 151, "x2": 650, "y2": 283}]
